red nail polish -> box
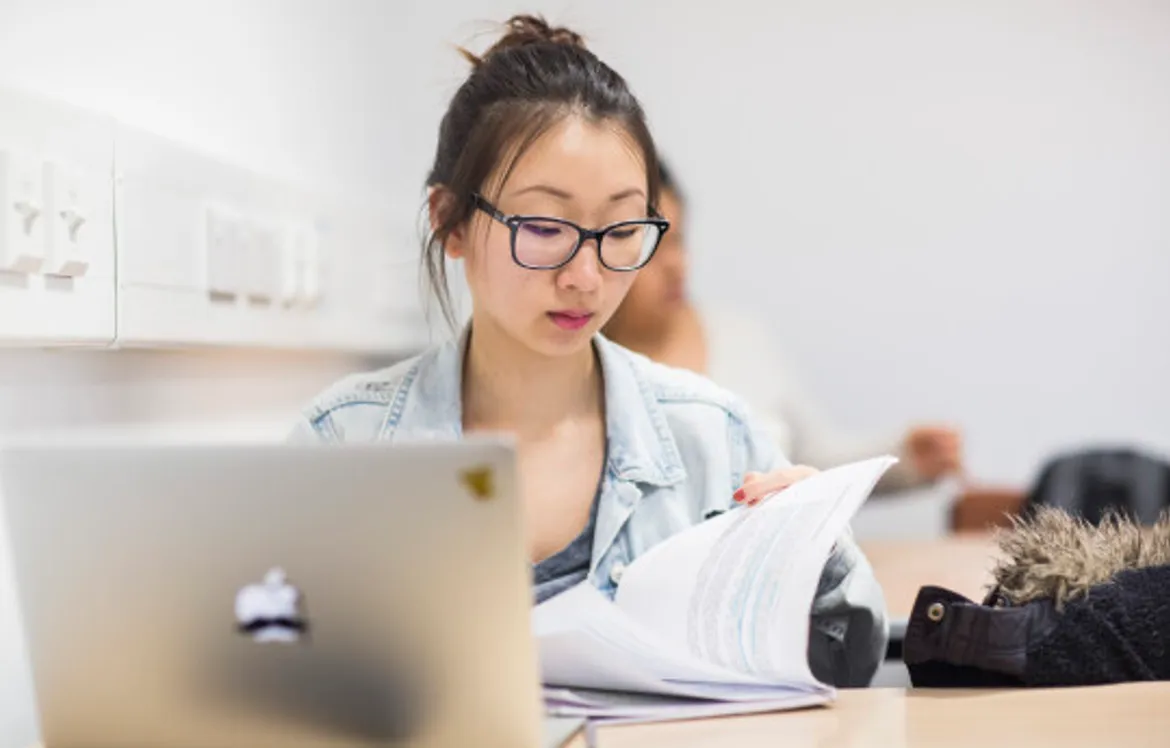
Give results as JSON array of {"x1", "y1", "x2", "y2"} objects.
[{"x1": 733, "y1": 489, "x2": 745, "y2": 502}]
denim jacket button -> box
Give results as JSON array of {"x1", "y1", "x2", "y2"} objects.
[
  {"x1": 927, "y1": 602, "x2": 946, "y2": 622},
  {"x1": 609, "y1": 562, "x2": 627, "y2": 585}
]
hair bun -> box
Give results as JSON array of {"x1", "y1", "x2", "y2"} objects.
[{"x1": 460, "y1": 14, "x2": 586, "y2": 67}]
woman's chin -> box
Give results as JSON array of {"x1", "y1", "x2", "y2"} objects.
[{"x1": 528, "y1": 319, "x2": 600, "y2": 357}]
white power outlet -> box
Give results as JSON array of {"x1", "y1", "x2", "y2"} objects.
[
  {"x1": 246, "y1": 222, "x2": 285, "y2": 304},
  {"x1": 0, "y1": 149, "x2": 47, "y2": 274},
  {"x1": 280, "y1": 224, "x2": 321, "y2": 309},
  {"x1": 204, "y1": 206, "x2": 241, "y2": 298},
  {"x1": 44, "y1": 162, "x2": 93, "y2": 277}
]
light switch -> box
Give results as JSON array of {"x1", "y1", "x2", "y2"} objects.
[
  {"x1": 280, "y1": 224, "x2": 304, "y2": 307},
  {"x1": 300, "y1": 226, "x2": 322, "y2": 308},
  {"x1": 205, "y1": 207, "x2": 238, "y2": 297},
  {"x1": 235, "y1": 221, "x2": 258, "y2": 299},
  {"x1": 247, "y1": 224, "x2": 283, "y2": 304},
  {"x1": 44, "y1": 162, "x2": 92, "y2": 277},
  {"x1": 0, "y1": 150, "x2": 47, "y2": 274},
  {"x1": 282, "y1": 225, "x2": 321, "y2": 309},
  {"x1": 264, "y1": 228, "x2": 287, "y2": 303}
]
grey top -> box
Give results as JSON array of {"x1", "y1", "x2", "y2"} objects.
[{"x1": 532, "y1": 491, "x2": 600, "y2": 604}]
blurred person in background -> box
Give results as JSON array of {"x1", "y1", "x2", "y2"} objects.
[{"x1": 603, "y1": 162, "x2": 962, "y2": 496}]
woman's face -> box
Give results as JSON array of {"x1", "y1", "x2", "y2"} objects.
[{"x1": 448, "y1": 115, "x2": 651, "y2": 358}]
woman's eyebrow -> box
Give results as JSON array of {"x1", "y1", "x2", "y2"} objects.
[
  {"x1": 507, "y1": 185, "x2": 647, "y2": 202},
  {"x1": 607, "y1": 187, "x2": 646, "y2": 202},
  {"x1": 510, "y1": 184, "x2": 574, "y2": 200}
]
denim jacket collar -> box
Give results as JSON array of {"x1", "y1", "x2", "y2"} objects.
[{"x1": 390, "y1": 324, "x2": 686, "y2": 488}]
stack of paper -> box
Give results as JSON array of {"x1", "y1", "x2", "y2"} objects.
[{"x1": 532, "y1": 456, "x2": 897, "y2": 723}]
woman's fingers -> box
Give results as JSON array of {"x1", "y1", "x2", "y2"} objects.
[{"x1": 733, "y1": 465, "x2": 819, "y2": 506}]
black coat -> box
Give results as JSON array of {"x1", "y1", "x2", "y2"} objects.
[{"x1": 904, "y1": 564, "x2": 1170, "y2": 687}]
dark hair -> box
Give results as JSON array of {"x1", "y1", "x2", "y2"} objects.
[
  {"x1": 657, "y1": 159, "x2": 685, "y2": 206},
  {"x1": 423, "y1": 14, "x2": 661, "y2": 328}
]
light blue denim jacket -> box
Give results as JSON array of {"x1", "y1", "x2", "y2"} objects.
[{"x1": 289, "y1": 330, "x2": 889, "y2": 687}]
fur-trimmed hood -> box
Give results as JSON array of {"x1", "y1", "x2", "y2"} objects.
[
  {"x1": 991, "y1": 506, "x2": 1170, "y2": 608},
  {"x1": 905, "y1": 505, "x2": 1170, "y2": 688}
]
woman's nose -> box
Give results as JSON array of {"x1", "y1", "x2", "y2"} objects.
[{"x1": 556, "y1": 239, "x2": 603, "y2": 292}]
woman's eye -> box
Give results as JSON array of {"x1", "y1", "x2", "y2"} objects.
[
  {"x1": 521, "y1": 222, "x2": 564, "y2": 239},
  {"x1": 608, "y1": 228, "x2": 638, "y2": 240}
]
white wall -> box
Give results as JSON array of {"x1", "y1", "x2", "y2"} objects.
[
  {"x1": 0, "y1": 0, "x2": 405, "y2": 196},
  {"x1": 622, "y1": 1, "x2": 1170, "y2": 487}
]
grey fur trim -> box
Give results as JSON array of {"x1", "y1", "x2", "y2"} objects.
[{"x1": 991, "y1": 506, "x2": 1170, "y2": 609}]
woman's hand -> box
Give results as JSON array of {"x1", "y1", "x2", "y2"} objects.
[
  {"x1": 733, "y1": 465, "x2": 819, "y2": 506},
  {"x1": 903, "y1": 425, "x2": 963, "y2": 481}
]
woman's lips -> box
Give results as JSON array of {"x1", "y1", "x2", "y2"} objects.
[{"x1": 547, "y1": 311, "x2": 594, "y2": 330}]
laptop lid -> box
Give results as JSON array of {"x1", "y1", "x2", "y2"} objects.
[{"x1": 1, "y1": 440, "x2": 544, "y2": 748}]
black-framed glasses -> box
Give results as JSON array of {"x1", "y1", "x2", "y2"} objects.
[{"x1": 472, "y1": 193, "x2": 670, "y2": 271}]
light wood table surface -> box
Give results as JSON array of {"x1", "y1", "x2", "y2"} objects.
[
  {"x1": 584, "y1": 683, "x2": 1170, "y2": 748},
  {"x1": 30, "y1": 683, "x2": 1170, "y2": 748},
  {"x1": 859, "y1": 533, "x2": 1002, "y2": 621}
]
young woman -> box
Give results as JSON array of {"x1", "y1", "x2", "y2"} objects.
[
  {"x1": 604, "y1": 162, "x2": 963, "y2": 496},
  {"x1": 292, "y1": 15, "x2": 887, "y2": 687}
]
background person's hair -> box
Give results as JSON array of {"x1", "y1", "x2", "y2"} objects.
[
  {"x1": 422, "y1": 14, "x2": 662, "y2": 329},
  {"x1": 657, "y1": 159, "x2": 685, "y2": 207}
]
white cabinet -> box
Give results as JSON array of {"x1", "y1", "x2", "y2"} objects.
[
  {"x1": 0, "y1": 88, "x2": 116, "y2": 346},
  {"x1": 0, "y1": 84, "x2": 426, "y2": 355},
  {"x1": 113, "y1": 127, "x2": 426, "y2": 354}
]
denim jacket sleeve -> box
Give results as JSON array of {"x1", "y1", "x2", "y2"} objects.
[
  {"x1": 742, "y1": 408, "x2": 890, "y2": 687},
  {"x1": 285, "y1": 363, "x2": 417, "y2": 444}
]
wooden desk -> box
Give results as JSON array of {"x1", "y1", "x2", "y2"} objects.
[
  {"x1": 29, "y1": 684, "x2": 1170, "y2": 748},
  {"x1": 587, "y1": 683, "x2": 1170, "y2": 747},
  {"x1": 860, "y1": 534, "x2": 1001, "y2": 620}
]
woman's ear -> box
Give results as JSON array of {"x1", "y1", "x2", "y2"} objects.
[{"x1": 428, "y1": 186, "x2": 467, "y2": 260}]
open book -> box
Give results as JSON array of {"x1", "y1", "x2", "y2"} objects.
[{"x1": 532, "y1": 456, "x2": 896, "y2": 722}]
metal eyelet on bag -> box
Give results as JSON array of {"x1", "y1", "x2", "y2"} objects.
[{"x1": 927, "y1": 602, "x2": 946, "y2": 622}]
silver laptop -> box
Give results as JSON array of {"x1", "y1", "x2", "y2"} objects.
[{"x1": 1, "y1": 440, "x2": 582, "y2": 748}]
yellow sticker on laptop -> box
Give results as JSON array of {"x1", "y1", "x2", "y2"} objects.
[{"x1": 460, "y1": 466, "x2": 495, "y2": 501}]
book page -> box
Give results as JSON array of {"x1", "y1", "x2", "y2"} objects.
[
  {"x1": 533, "y1": 583, "x2": 785, "y2": 696},
  {"x1": 613, "y1": 456, "x2": 896, "y2": 685},
  {"x1": 543, "y1": 686, "x2": 829, "y2": 722},
  {"x1": 531, "y1": 582, "x2": 834, "y2": 718}
]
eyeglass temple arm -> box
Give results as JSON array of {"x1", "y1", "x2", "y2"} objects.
[{"x1": 472, "y1": 193, "x2": 510, "y2": 222}]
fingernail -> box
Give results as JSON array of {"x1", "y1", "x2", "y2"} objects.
[{"x1": 733, "y1": 489, "x2": 745, "y2": 502}]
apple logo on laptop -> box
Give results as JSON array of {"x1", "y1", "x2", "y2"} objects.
[{"x1": 235, "y1": 567, "x2": 309, "y2": 643}]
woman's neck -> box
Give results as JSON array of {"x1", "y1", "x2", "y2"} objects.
[{"x1": 462, "y1": 317, "x2": 603, "y2": 438}]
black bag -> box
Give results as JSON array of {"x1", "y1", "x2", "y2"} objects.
[
  {"x1": 904, "y1": 565, "x2": 1170, "y2": 687},
  {"x1": 1023, "y1": 448, "x2": 1170, "y2": 525}
]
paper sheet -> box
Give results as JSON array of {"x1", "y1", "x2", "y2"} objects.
[
  {"x1": 530, "y1": 457, "x2": 896, "y2": 721},
  {"x1": 543, "y1": 686, "x2": 830, "y2": 721},
  {"x1": 534, "y1": 584, "x2": 788, "y2": 699},
  {"x1": 613, "y1": 456, "x2": 897, "y2": 684}
]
